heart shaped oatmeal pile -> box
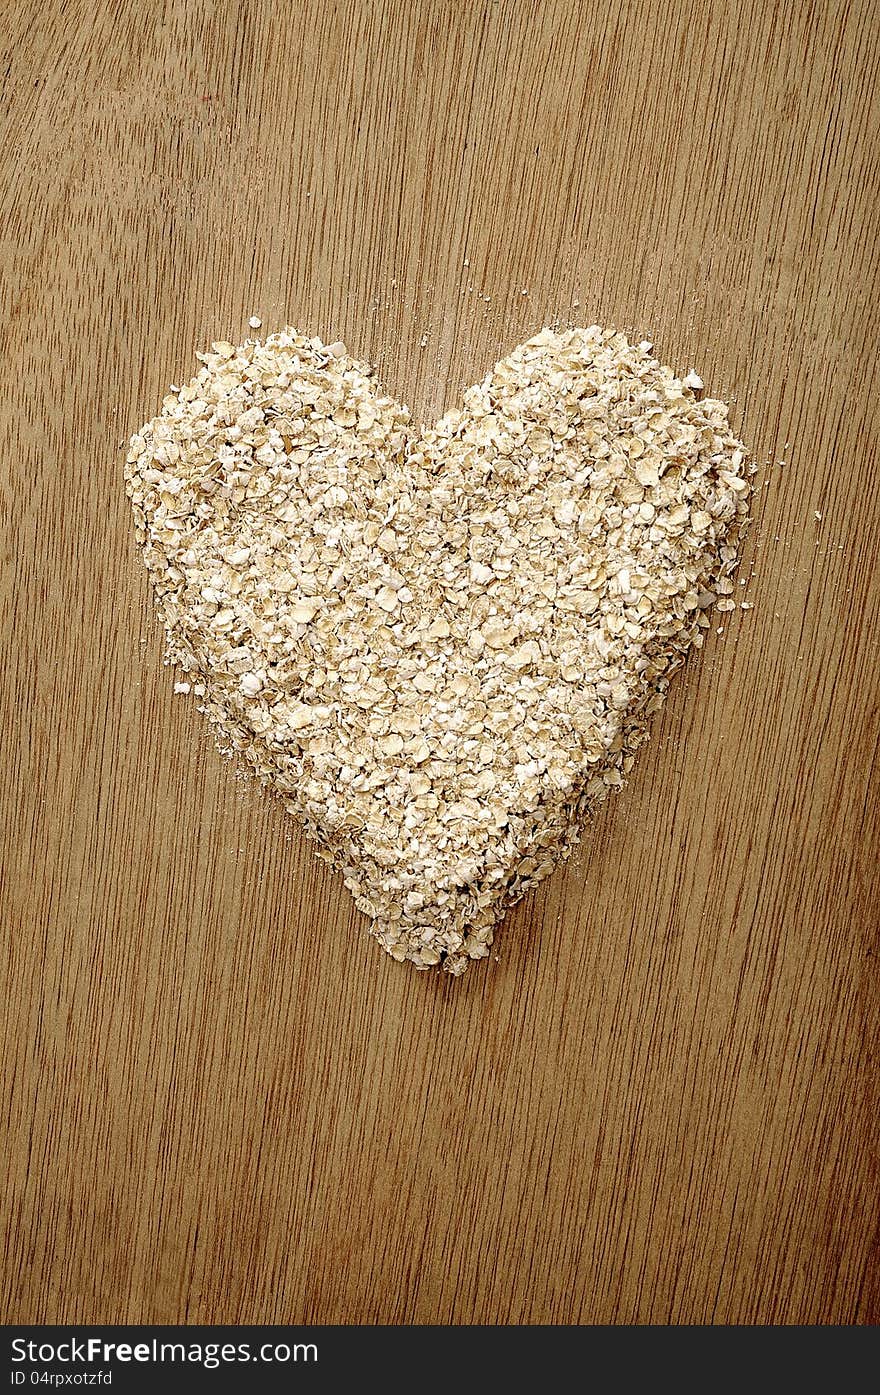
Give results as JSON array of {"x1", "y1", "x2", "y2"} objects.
[{"x1": 126, "y1": 326, "x2": 751, "y2": 973}]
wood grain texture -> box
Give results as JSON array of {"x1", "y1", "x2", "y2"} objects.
[{"x1": 2, "y1": 0, "x2": 878, "y2": 1325}]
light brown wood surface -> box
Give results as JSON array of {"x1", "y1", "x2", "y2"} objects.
[{"x1": 2, "y1": 0, "x2": 878, "y2": 1326}]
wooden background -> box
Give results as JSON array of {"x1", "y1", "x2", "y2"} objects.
[{"x1": 2, "y1": 0, "x2": 878, "y2": 1325}]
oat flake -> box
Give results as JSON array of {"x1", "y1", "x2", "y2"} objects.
[{"x1": 125, "y1": 326, "x2": 752, "y2": 973}]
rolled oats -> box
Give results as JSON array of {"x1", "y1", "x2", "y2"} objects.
[{"x1": 125, "y1": 326, "x2": 752, "y2": 973}]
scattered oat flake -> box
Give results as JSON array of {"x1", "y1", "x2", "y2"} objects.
[
  {"x1": 125, "y1": 324, "x2": 753, "y2": 975},
  {"x1": 248, "y1": 315, "x2": 262, "y2": 329}
]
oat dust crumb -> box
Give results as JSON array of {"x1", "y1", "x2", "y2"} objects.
[{"x1": 125, "y1": 326, "x2": 752, "y2": 974}]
